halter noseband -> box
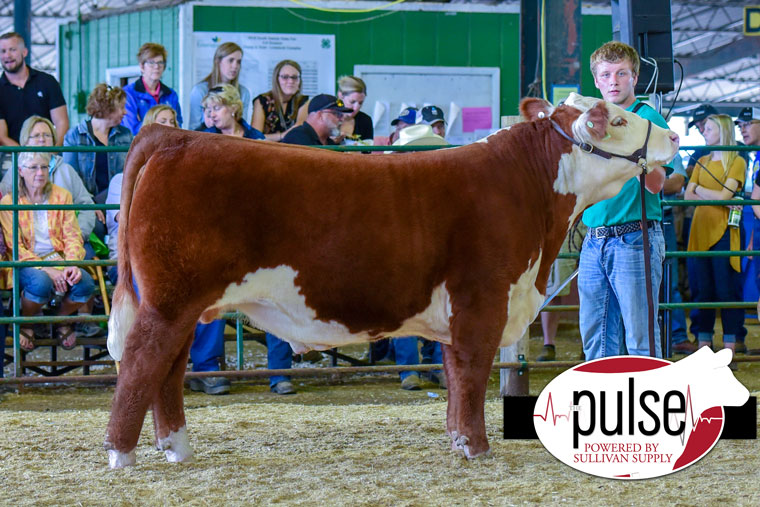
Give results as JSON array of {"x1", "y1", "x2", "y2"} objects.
[{"x1": 550, "y1": 118, "x2": 653, "y2": 169}]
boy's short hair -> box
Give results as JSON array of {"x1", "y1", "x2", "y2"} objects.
[{"x1": 590, "y1": 41, "x2": 640, "y2": 77}]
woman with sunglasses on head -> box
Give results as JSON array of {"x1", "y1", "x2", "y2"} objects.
[
  {"x1": 251, "y1": 59, "x2": 309, "y2": 142},
  {"x1": 201, "y1": 84, "x2": 264, "y2": 140},
  {"x1": 684, "y1": 114, "x2": 746, "y2": 362},
  {"x1": 334, "y1": 75, "x2": 373, "y2": 144},
  {"x1": 122, "y1": 42, "x2": 183, "y2": 134},
  {"x1": 189, "y1": 42, "x2": 250, "y2": 131}
]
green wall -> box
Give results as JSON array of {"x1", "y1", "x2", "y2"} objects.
[
  {"x1": 58, "y1": 5, "x2": 612, "y2": 123},
  {"x1": 59, "y1": 8, "x2": 180, "y2": 125},
  {"x1": 194, "y1": 5, "x2": 612, "y2": 116}
]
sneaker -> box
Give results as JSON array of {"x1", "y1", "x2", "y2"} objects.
[
  {"x1": 537, "y1": 345, "x2": 555, "y2": 362},
  {"x1": 421, "y1": 370, "x2": 447, "y2": 389},
  {"x1": 270, "y1": 380, "x2": 296, "y2": 395},
  {"x1": 671, "y1": 340, "x2": 697, "y2": 355},
  {"x1": 189, "y1": 376, "x2": 230, "y2": 395},
  {"x1": 401, "y1": 374, "x2": 422, "y2": 391},
  {"x1": 735, "y1": 342, "x2": 747, "y2": 354},
  {"x1": 76, "y1": 321, "x2": 105, "y2": 338}
]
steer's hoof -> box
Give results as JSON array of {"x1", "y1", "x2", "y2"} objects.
[
  {"x1": 157, "y1": 426, "x2": 194, "y2": 463},
  {"x1": 451, "y1": 434, "x2": 491, "y2": 459},
  {"x1": 108, "y1": 449, "x2": 136, "y2": 469}
]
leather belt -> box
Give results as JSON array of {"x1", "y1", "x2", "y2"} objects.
[{"x1": 589, "y1": 220, "x2": 657, "y2": 239}]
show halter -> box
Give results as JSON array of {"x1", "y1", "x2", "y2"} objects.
[{"x1": 550, "y1": 117, "x2": 657, "y2": 358}]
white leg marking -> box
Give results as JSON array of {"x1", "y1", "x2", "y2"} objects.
[
  {"x1": 107, "y1": 291, "x2": 137, "y2": 362},
  {"x1": 158, "y1": 426, "x2": 194, "y2": 463},
  {"x1": 108, "y1": 449, "x2": 136, "y2": 469}
]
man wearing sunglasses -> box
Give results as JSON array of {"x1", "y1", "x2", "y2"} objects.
[{"x1": 281, "y1": 94, "x2": 352, "y2": 146}]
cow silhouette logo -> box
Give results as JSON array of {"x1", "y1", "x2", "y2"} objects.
[{"x1": 533, "y1": 348, "x2": 749, "y2": 479}]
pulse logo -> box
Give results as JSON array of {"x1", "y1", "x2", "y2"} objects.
[{"x1": 533, "y1": 348, "x2": 748, "y2": 479}]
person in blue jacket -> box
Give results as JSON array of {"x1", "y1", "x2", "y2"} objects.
[{"x1": 122, "y1": 42, "x2": 182, "y2": 134}]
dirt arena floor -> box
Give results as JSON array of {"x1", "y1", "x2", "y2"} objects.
[{"x1": 2, "y1": 319, "x2": 760, "y2": 506}]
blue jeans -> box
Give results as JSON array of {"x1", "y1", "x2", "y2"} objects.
[
  {"x1": 420, "y1": 338, "x2": 442, "y2": 375},
  {"x1": 266, "y1": 333, "x2": 292, "y2": 387},
  {"x1": 190, "y1": 320, "x2": 226, "y2": 372},
  {"x1": 694, "y1": 230, "x2": 744, "y2": 344},
  {"x1": 392, "y1": 337, "x2": 420, "y2": 380},
  {"x1": 19, "y1": 267, "x2": 95, "y2": 304},
  {"x1": 662, "y1": 214, "x2": 688, "y2": 344},
  {"x1": 579, "y1": 223, "x2": 664, "y2": 360}
]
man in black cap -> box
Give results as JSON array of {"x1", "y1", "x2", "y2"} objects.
[
  {"x1": 420, "y1": 105, "x2": 446, "y2": 138},
  {"x1": 281, "y1": 93, "x2": 352, "y2": 146}
]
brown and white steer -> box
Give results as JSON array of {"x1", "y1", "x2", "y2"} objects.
[{"x1": 104, "y1": 93, "x2": 679, "y2": 468}]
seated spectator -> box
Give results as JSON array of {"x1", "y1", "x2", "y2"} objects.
[
  {"x1": 202, "y1": 84, "x2": 264, "y2": 140},
  {"x1": 419, "y1": 105, "x2": 446, "y2": 138},
  {"x1": 388, "y1": 107, "x2": 418, "y2": 145},
  {"x1": 189, "y1": 42, "x2": 250, "y2": 131},
  {"x1": 684, "y1": 114, "x2": 746, "y2": 365},
  {"x1": 0, "y1": 151, "x2": 95, "y2": 351},
  {"x1": 63, "y1": 83, "x2": 133, "y2": 202},
  {"x1": 1, "y1": 115, "x2": 104, "y2": 338},
  {"x1": 251, "y1": 59, "x2": 309, "y2": 142},
  {"x1": 122, "y1": 42, "x2": 182, "y2": 133},
  {"x1": 334, "y1": 75, "x2": 373, "y2": 144},
  {"x1": 281, "y1": 94, "x2": 351, "y2": 146},
  {"x1": 143, "y1": 104, "x2": 178, "y2": 128}
]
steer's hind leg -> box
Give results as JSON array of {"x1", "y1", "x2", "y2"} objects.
[
  {"x1": 152, "y1": 332, "x2": 194, "y2": 463},
  {"x1": 104, "y1": 306, "x2": 195, "y2": 468},
  {"x1": 445, "y1": 311, "x2": 503, "y2": 459}
]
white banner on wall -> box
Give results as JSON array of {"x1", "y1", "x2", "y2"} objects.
[{"x1": 193, "y1": 32, "x2": 336, "y2": 100}]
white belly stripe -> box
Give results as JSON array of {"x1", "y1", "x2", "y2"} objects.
[{"x1": 207, "y1": 266, "x2": 453, "y2": 353}]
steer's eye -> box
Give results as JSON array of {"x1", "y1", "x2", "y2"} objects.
[{"x1": 610, "y1": 116, "x2": 627, "y2": 127}]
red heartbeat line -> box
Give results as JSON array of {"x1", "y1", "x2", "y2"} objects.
[
  {"x1": 676, "y1": 385, "x2": 722, "y2": 445},
  {"x1": 533, "y1": 392, "x2": 572, "y2": 425},
  {"x1": 534, "y1": 385, "x2": 724, "y2": 437}
]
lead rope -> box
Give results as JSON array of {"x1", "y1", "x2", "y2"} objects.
[{"x1": 639, "y1": 170, "x2": 656, "y2": 357}]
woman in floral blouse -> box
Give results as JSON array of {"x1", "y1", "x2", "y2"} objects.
[{"x1": 251, "y1": 59, "x2": 309, "y2": 142}]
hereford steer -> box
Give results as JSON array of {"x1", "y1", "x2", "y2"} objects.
[{"x1": 104, "y1": 93, "x2": 679, "y2": 468}]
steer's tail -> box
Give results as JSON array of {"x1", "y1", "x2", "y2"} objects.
[{"x1": 107, "y1": 125, "x2": 164, "y2": 362}]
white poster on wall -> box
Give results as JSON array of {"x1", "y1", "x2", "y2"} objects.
[{"x1": 194, "y1": 32, "x2": 336, "y2": 100}]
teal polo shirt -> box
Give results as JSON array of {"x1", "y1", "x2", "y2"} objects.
[{"x1": 582, "y1": 100, "x2": 674, "y2": 228}]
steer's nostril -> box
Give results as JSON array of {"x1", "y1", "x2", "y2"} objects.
[{"x1": 669, "y1": 132, "x2": 680, "y2": 145}]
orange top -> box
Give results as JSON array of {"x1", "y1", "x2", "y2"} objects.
[{"x1": 687, "y1": 155, "x2": 746, "y2": 272}]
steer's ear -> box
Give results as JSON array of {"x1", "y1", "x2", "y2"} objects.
[
  {"x1": 520, "y1": 98, "x2": 554, "y2": 121},
  {"x1": 578, "y1": 101, "x2": 610, "y2": 140}
]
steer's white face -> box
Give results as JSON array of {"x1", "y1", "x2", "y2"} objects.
[
  {"x1": 564, "y1": 93, "x2": 679, "y2": 170},
  {"x1": 531, "y1": 93, "x2": 680, "y2": 225}
]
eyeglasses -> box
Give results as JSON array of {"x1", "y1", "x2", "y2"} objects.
[
  {"x1": 22, "y1": 165, "x2": 50, "y2": 173},
  {"x1": 28, "y1": 133, "x2": 53, "y2": 140},
  {"x1": 278, "y1": 74, "x2": 300, "y2": 81},
  {"x1": 144, "y1": 60, "x2": 165, "y2": 68}
]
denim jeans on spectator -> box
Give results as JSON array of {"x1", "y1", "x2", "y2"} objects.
[
  {"x1": 420, "y1": 338, "x2": 442, "y2": 376},
  {"x1": 579, "y1": 223, "x2": 664, "y2": 360},
  {"x1": 19, "y1": 266, "x2": 95, "y2": 304},
  {"x1": 266, "y1": 333, "x2": 292, "y2": 388},
  {"x1": 190, "y1": 320, "x2": 226, "y2": 372},
  {"x1": 694, "y1": 229, "x2": 744, "y2": 344},
  {"x1": 392, "y1": 337, "x2": 420, "y2": 381},
  {"x1": 662, "y1": 215, "x2": 688, "y2": 344}
]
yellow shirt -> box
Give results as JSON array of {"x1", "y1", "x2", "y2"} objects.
[{"x1": 687, "y1": 155, "x2": 746, "y2": 272}]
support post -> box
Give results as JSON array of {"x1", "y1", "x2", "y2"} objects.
[
  {"x1": 14, "y1": 0, "x2": 32, "y2": 64},
  {"x1": 500, "y1": 330, "x2": 529, "y2": 396}
]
